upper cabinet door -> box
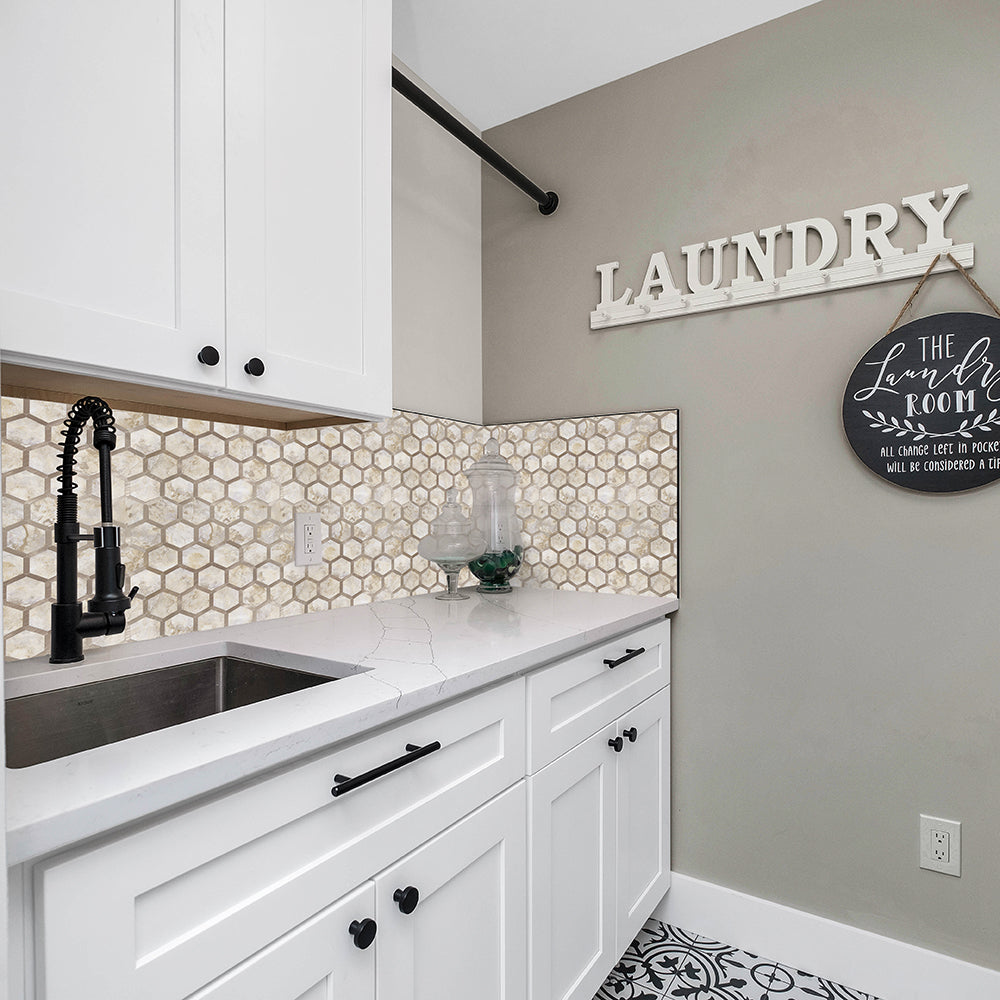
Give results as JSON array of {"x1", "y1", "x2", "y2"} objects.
[
  {"x1": 0, "y1": 0, "x2": 227, "y2": 388},
  {"x1": 224, "y1": 0, "x2": 392, "y2": 420}
]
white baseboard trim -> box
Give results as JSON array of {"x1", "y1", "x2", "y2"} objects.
[{"x1": 653, "y1": 873, "x2": 1000, "y2": 1000}]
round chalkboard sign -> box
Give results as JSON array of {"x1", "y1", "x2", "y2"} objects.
[{"x1": 843, "y1": 312, "x2": 1000, "y2": 493}]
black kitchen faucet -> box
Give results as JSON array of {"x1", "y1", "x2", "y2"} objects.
[{"x1": 49, "y1": 396, "x2": 137, "y2": 664}]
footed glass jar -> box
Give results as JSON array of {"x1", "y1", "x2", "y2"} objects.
[
  {"x1": 417, "y1": 489, "x2": 486, "y2": 600},
  {"x1": 464, "y1": 438, "x2": 523, "y2": 593}
]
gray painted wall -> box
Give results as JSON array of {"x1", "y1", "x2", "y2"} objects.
[
  {"x1": 482, "y1": 0, "x2": 1000, "y2": 970},
  {"x1": 392, "y1": 60, "x2": 483, "y2": 423}
]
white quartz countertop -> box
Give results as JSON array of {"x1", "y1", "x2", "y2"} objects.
[{"x1": 6, "y1": 587, "x2": 677, "y2": 865}]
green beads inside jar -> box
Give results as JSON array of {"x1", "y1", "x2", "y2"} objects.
[{"x1": 468, "y1": 545, "x2": 523, "y2": 593}]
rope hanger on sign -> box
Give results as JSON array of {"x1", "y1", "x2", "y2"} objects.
[{"x1": 884, "y1": 251, "x2": 1000, "y2": 339}]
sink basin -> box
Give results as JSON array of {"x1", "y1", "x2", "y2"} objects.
[{"x1": 5, "y1": 656, "x2": 337, "y2": 768}]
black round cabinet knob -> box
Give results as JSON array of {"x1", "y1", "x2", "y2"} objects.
[
  {"x1": 349, "y1": 918, "x2": 377, "y2": 950},
  {"x1": 197, "y1": 345, "x2": 220, "y2": 367},
  {"x1": 608, "y1": 736, "x2": 624, "y2": 753},
  {"x1": 623, "y1": 727, "x2": 638, "y2": 743},
  {"x1": 244, "y1": 357, "x2": 265, "y2": 377},
  {"x1": 393, "y1": 886, "x2": 420, "y2": 914}
]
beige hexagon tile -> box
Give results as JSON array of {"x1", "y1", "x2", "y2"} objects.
[{"x1": 2, "y1": 398, "x2": 678, "y2": 659}]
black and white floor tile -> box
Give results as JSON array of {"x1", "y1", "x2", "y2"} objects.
[{"x1": 595, "y1": 920, "x2": 884, "y2": 1000}]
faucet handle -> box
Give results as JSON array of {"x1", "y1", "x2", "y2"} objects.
[{"x1": 115, "y1": 567, "x2": 138, "y2": 606}]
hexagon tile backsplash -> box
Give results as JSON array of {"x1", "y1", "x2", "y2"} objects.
[{"x1": 2, "y1": 398, "x2": 678, "y2": 661}]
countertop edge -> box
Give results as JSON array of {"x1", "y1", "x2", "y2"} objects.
[{"x1": 6, "y1": 590, "x2": 677, "y2": 865}]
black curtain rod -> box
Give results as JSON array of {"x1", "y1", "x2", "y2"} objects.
[{"x1": 392, "y1": 67, "x2": 559, "y2": 217}]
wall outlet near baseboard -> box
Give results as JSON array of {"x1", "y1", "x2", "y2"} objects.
[
  {"x1": 920, "y1": 814, "x2": 961, "y2": 876},
  {"x1": 294, "y1": 511, "x2": 323, "y2": 566}
]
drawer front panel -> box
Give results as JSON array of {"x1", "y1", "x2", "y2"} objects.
[
  {"x1": 527, "y1": 620, "x2": 670, "y2": 773},
  {"x1": 35, "y1": 677, "x2": 525, "y2": 1000}
]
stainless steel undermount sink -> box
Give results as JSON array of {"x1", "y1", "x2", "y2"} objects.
[{"x1": 5, "y1": 656, "x2": 339, "y2": 769}]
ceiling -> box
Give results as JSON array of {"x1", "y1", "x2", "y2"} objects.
[{"x1": 392, "y1": 0, "x2": 823, "y2": 131}]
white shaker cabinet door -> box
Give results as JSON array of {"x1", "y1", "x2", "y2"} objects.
[
  {"x1": 189, "y1": 882, "x2": 376, "y2": 1000},
  {"x1": 615, "y1": 687, "x2": 671, "y2": 956},
  {"x1": 375, "y1": 784, "x2": 528, "y2": 1000},
  {"x1": 528, "y1": 724, "x2": 618, "y2": 1000},
  {"x1": 0, "y1": 0, "x2": 227, "y2": 388},
  {"x1": 224, "y1": 0, "x2": 392, "y2": 419}
]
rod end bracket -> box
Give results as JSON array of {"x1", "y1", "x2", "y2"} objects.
[{"x1": 538, "y1": 191, "x2": 559, "y2": 216}]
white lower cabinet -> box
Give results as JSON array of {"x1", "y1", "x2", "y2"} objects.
[
  {"x1": 30, "y1": 678, "x2": 525, "y2": 1000},
  {"x1": 13, "y1": 617, "x2": 671, "y2": 1000},
  {"x1": 188, "y1": 883, "x2": 377, "y2": 1000},
  {"x1": 615, "y1": 688, "x2": 671, "y2": 956},
  {"x1": 194, "y1": 784, "x2": 526, "y2": 1000},
  {"x1": 528, "y1": 721, "x2": 618, "y2": 1000},
  {"x1": 529, "y1": 684, "x2": 671, "y2": 1000},
  {"x1": 375, "y1": 783, "x2": 527, "y2": 1000}
]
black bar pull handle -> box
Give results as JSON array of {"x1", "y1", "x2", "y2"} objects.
[
  {"x1": 603, "y1": 646, "x2": 645, "y2": 669},
  {"x1": 331, "y1": 740, "x2": 442, "y2": 797}
]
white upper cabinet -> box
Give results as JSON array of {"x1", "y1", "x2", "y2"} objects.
[
  {"x1": 224, "y1": 0, "x2": 391, "y2": 418},
  {"x1": 0, "y1": 0, "x2": 227, "y2": 390},
  {"x1": 0, "y1": 0, "x2": 391, "y2": 422}
]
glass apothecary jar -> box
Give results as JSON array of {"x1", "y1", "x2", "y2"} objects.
[
  {"x1": 464, "y1": 437, "x2": 523, "y2": 593},
  {"x1": 417, "y1": 489, "x2": 486, "y2": 600}
]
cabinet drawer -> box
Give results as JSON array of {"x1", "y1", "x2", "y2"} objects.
[
  {"x1": 34, "y1": 676, "x2": 525, "y2": 1000},
  {"x1": 527, "y1": 619, "x2": 669, "y2": 772}
]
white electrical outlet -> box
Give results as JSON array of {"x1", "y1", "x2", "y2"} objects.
[
  {"x1": 294, "y1": 511, "x2": 322, "y2": 566},
  {"x1": 920, "y1": 814, "x2": 961, "y2": 876}
]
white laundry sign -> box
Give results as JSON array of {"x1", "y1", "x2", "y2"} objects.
[{"x1": 591, "y1": 184, "x2": 973, "y2": 329}]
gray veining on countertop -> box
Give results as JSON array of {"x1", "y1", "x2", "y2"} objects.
[{"x1": 5, "y1": 587, "x2": 676, "y2": 865}]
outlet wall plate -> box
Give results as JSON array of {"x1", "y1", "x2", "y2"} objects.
[
  {"x1": 294, "y1": 511, "x2": 322, "y2": 566},
  {"x1": 919, "y1": 814, "x2": 961, "y2": 876}
]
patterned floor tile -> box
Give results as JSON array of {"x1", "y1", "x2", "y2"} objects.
[
  {"x1": 663, "y1": 936, "x2": 881, "y2": 1000},
  {"x1": 595, "y1": 970, "x2": 666, "y2": 1000},
  {"x1": 593, "y1": 921, "x2": 883, "y2": 1000},
  {"x1": 596, "y1": 920, "x2": 697, "y2": 999}
]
